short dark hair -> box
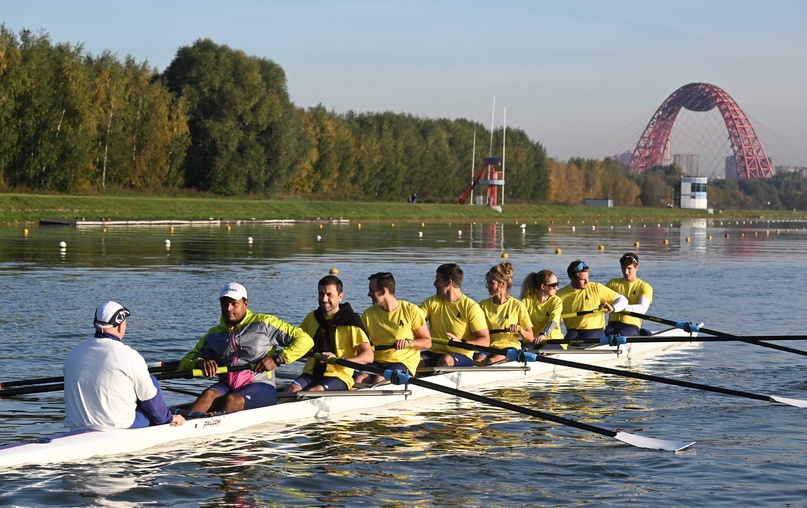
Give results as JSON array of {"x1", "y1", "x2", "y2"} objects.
[
  {"x1": 318, "y1": 274, "x2": 343, "y2": 294},
  {"x1": 566, "y1": 260, "x2": 588, "y2": 280},
  {"x1": 436, "y1": 263, "x2": 464, "y2": 287},
  {"x1": 368, "y1": 272, "x2": 396, "y2": 295},
  {"x1": 620, "y1": 252, "x2": 639, "y2": 267}
]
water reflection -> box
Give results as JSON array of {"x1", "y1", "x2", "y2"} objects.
[{"x1": 3, "y1": 221, "x2": 807, "y2": 506}]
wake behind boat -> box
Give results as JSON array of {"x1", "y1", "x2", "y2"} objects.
[{"x1": 0, "y1": 327, "x2": 699, "y2": 468}]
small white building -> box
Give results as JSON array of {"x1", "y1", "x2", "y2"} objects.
[{"x1": 680, "y1": 176, "x2": 707, "y2": 209}]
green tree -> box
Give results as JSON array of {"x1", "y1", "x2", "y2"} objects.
[{"x1": 163, "y1": 39, "x2": 300, "y2": 195}]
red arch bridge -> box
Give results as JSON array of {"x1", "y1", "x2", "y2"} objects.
[{"x1": 628, "y1": 82, "x2": 773, "y2": 179}]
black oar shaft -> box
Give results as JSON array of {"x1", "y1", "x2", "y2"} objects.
[
  {"x1": 446, "y1": 335, "x2": 801, "y2": 407},
  {"x1": 535, "y1": 354, "x2": 771, "y2": 403},
  {"x1": 622, "y1": 311, "x2": 807, "y2": 356},
  {"x1": 0, "y1": 383, "x2": 64, "y2": 397},
  {"x1": 0, "y1": 365, "x2": 249, "y2": 398},
  {"x1": 328, "y1": 355, "x2": 616, "y2": 438},
  {"x1": 0, "y1": 361, "x2": 183, "y2": 389}
]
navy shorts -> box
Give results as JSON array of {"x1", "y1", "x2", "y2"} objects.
[
  {"x1": 209, "y1": 381, "x2": 278, "y2": 409},
  {"x1": 564, "y1": 328, "x2": 606, "y2": 340},
  {"x1": 604, "y1": 322, "x2": 641, "y2": 337},
  {"x1": 420, "y1": 350, "x2": 474, "y2": 367},
  {"x1": 291, "y1": 373, "x2": 349, "y2": 391}
]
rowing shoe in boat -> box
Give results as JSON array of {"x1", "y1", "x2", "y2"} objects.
[{"x1": 0, "y1": 326, "x2": 697, "y2": 468}]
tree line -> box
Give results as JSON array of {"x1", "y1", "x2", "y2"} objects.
[{"x1": 0, "y1": 27, "x2": 800, "y2": 209}]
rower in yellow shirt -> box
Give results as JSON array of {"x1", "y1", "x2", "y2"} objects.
[
  {"x1": 356, "y1": 272, "x2": 431, "y2": 384},
  {"x1": 475, "y1": 262, "x2": 533, "y2": 364},
  {"x1": 420, "y1": 263, "x2": 490, "y2": 367},
  {"x1": 605, "y1": 252, "x2": 654, "y2": 337},
  {"x1": 520, "y1": 269, "x2": 564, "y2": 345},
  {"x1": 285, "y1": 275, "x2": 373, "y2": 392},
  {"x1": 556, "y1": 260, "x2": 627, "y2": 341}
]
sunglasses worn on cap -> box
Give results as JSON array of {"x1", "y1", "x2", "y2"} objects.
[
  {"x1": 97, "y1": 307, "x2": 130, "y2": 327},
  {"x1": 621, "y1": 254, "x2": 638, "y2": 266},
  {"x1": 575, "y1": 262, "x2": 588, "y2": 272},
  {"x1": 108, "y1": 307, "x2": 130, "y2": 326}
]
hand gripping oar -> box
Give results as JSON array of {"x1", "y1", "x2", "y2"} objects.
[
  {"x1": 0, "y1": 365, "x2": 250, "y2": 399},
  {"x1": 619, "y1": 311, "x2": 807, "y2": 357},
  {"x1": 561, "y1": 309, "x2": 604, "y2": 320},
  {"x1": 437, "y1": 337, "x2": 807, "y2": 408},
  {"x1": 0, "y1": 361, "x2": 183, "y2": 389},
  {"x1": 317, "y1": 354, "x2": 694, "y2": 452}
]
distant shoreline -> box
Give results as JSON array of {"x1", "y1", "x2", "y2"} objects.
[{"x1": 2, "y1": 192, "x2": 804, "y2": 225}]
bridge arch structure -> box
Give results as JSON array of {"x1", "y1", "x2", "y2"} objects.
[{"x1": 628, "y1": 83, "x2": 773, "y2": 179}]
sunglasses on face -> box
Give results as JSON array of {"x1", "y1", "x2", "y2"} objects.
[{"x1": 545, "y1": 282, "x2": 559, "y2": 288}]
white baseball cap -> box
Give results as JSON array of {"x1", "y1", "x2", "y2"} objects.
[
  {"x1": 94, "y1": 301, "x2": 130, "y2": 329},
  {"x1": 219, "y1": 282, "x2": 248, "y2": 301}
]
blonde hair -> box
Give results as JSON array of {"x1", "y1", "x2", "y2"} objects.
[
  {"x1": 520, "y1": 269, "x2": 556, "y2": 299},
  {"x1": 486, "y1": 262, "x2": 514, "y2": 290}
]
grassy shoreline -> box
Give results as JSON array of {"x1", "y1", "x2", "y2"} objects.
[{"x1": 1, "y1": 192, "x2": 804, "y2": 225}]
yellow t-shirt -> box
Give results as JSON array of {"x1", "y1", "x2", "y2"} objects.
[
  {"x1": 362, "y1": 300, "x2": 426, "y2": 375},
  {"x1": 300, "y1": 311, "x2": 369, "y2": 389},
  {"x1": 522, "y1": 294, "x2": 564, "y2": 340},
  {"x1": 420, "y1": 294, "x2": 488, "y2": 358},
  {"x1": 478, "y1": 296, "x2": 533, "y2": 350},
  {"x1": 606, "y1": 278, "x2": 654, "y2": 328},
  {"x1": 556, "y1": 282, "x2": 620, "y2": 331}
]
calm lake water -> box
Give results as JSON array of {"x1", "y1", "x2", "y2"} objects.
[{"x1": 1, "y1": 216, "x2": 807, "y2": 507}]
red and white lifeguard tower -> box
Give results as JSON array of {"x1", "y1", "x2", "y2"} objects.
[{"x1": 457, "y1": 156, "x2": 505, "y2": 211}]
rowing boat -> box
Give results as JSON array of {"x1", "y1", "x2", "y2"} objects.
[{"x1": 0, "y1": 327, "x2": 699, "y2": 468}]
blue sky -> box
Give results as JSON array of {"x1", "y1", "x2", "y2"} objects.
[{"x1": 3, "y1": 1, "x2": 806, "y2": 162}]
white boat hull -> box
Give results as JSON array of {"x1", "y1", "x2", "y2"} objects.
[{"x1": 0, "y1": 328, "x2": 699, "y2": 468}]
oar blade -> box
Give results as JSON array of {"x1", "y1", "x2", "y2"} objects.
[
  {"x1": 614, "y1": 431, "x2": 695, "y2": 452},
  {"x1": 769, "y1": 395, "x2": 807, "y2": 408}
]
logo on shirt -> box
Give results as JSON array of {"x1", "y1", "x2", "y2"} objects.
[
  {"x1": 399, "y1": 319, "x2": 405, "y2": 327},
  {"x1": 456, "y1": 311, "x2": 462, "y2": 318}
]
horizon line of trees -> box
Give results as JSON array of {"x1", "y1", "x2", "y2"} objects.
[{"x1": 1, "y1": 26, "x2": 803, "y2": 210}]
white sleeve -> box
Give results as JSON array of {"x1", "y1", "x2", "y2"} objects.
[
  {"x1": 611, "y1": 294, "x2": 628, "y2": 313},
  {"x1": 625, "y1": 296, "x2": 651, "y2": 314}
]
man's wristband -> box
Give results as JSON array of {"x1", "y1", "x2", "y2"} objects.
[{"x1": 272, "y1": 353, "x2": 285, "y2": 366}]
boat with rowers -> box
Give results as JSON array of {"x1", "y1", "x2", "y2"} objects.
[{"x1": 0, "y1": 326, "x2": 700, "y2": 469}]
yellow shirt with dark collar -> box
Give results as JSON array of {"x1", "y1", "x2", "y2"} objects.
[
  {"x1": 362, "y1": 300, "x2": 425, "y2": 375},
  {"x1": 478, "y1": 296, "x2": 533, "y2": 350},
  {"x1": 522, "y1": 294, "x2": 564, "y2": 340},
  {"x1": 606, "y1": 277, "x2": 653, "y2": 328},
  {"x1": 556, "y1": 282, "x2": 621, "y2": 331},
  {"x1": 420, "y1": 294, "x2": 488, "y2": 358},
  {"x1": 299, "y1": 311, "x2": 370, "y2": 389}
]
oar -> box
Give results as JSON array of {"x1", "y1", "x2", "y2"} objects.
[
  {"x1": 561, "y1": 309, "x2": 603, "y2": 319},
  {"x1": 0, "y1": 366, "x2": 249, "y2": 399},
  {"x1": 543, "y1": 335, "x2": 807, "y2": 346},
  {"x1": 620, "y1": 311, "x2": 807, "y2": 357},
  {"x1": 435, "y1": 338, "x2": 807, "y2": 408},
  {"x1": 318, "y1": 354, "x2": 694, "y2": 452},
  {"x1": 432, "y1": 338, "x2": 538, "y2": 363},
  {"x1": 0, "y1": 361, "x2": 183, "y2": 389}
]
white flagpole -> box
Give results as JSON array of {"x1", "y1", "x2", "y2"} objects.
[
  {"x1": 502, "y1": 107, "x2": 506, "y2": 207},
  {"x1": 489, "y1": 95, "x2": 495, "y2": 157},
  {"x1": 470, "y1": 130, "x2": 476, "y2": 205}
]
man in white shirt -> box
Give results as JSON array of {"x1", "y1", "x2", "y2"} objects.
[{"x1": 64, "y1": 301, "x2": 185, "y2": 429}]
